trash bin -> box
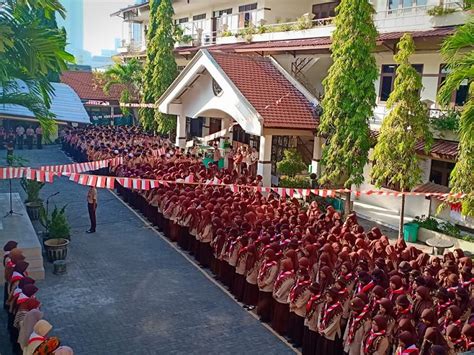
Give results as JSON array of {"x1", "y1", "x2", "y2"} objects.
[{"x1": 403, "y1": 222, "x2": 420, "y2": 242}]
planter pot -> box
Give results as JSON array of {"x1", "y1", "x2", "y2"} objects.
[
  {"x1": 25, "y1": 201, "x2": 42, "y2": 221},
  {"x1": 43, "y1": 238, "x2": 70, "y2": 263},
  {"x1": 417, "y1": 227, "x2": 474, "y2": 254}
]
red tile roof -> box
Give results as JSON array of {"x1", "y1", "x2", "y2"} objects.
[
  {"x1": 60, "y1": 71, "x2": 124, "y2": 102},
  {"x1": 413, "y1": 181, "x2": 450, "y2": 194},
  {"x1": 208, "y1": 52, "x2": 319, "y2": 130},
  {"x1": 371, "y1": 130, "x2": 459, "y2": 161},
  {"x1": 415, "y1": 139, "x2": 459, "y2": 161}
]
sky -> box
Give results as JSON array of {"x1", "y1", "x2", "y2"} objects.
[{"x1": 83, "y1": 0, "x2": 133, "y2": 55}]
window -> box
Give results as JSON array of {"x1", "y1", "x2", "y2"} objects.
[
  {"x1": 379, "y1": 64, "x2": 423, "y2": 102},
  {"x1": 238, "y1": 3, "x2": 257, "y2": 12},
  {"x1": 312, "y1": 1, "x2": 339, "y2": 19},
  {"x1": 438, "y1": 64, "x2": 469, "y2": 106},
  {"x1": 176, "y1": 17, "x2": 188, "y2": 24},
  {"x1": 430, "y1": 160, "x2": 455, "y2": 187},
  {"x1": 388, "y1": 0, "x2": 398, "y2": 10},
  {"x1": 213, "y1": 8, "x2": 232, "y2": 17},
  {"x1": 193, "y1": 13, "x2": 206, "y2": 21}
]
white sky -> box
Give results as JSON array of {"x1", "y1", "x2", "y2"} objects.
[{"x1": 83, "y1": 0, "x2": 134, "y2": 55}]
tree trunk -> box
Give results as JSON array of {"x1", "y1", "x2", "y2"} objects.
[
  {"x1": 398, "y1": 192, "x2": 405, "y2": 240},
  {"x1": 344, "y1": 191, "x2": 351, "y2": 219}
]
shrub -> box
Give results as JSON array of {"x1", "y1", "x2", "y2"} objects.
[
  {"x1": 277, "y1": 149, "x2": 307, "y2": 177},
  {"x1": 427, "y1": 6, "x2": 457, "y2": 16},
  {"x1": 40, "y1": 205, "x2": 71, "y2": 240},
  {"x1": 20, "y1": 178, "x2": 45, "y2": 203},
  {"x1": 293, "y1": 14, "x2": 313, "y2": 31},
  {"x1": 279, "y1": 177, "x2": 311, "y2": 188}
]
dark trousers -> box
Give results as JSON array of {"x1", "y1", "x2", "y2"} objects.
[
  {"x1": 26, "y1": 135, "x2": 33, "y2": 149},
  {"x1": 16, "y1": 136, "x2": 23, "y2": 149},
  {"x1": 88, "y1": 203, "x2": 97, "y2": 231},
  {"x1": 37, "y1": 134, "x2": 42, "y2": 149}
]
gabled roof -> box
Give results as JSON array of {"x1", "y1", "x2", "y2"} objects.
[
  {"x1": 60, "y1": 71, "x2": 124, "y2": 102},
  {"x1": 0, "y1": 80, "x2": 90, "y2": 124},
  {"x1": 207, "y1": 51, "x2": 319, "y2": 130}
]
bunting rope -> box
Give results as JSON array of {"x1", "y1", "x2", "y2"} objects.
[{"x1": 0, "y1": 163, "x2": 466, "y2": 201}]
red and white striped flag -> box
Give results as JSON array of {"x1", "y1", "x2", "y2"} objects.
[{"x1": 150, "y1": 180, "x2": 159, "y2": 189}]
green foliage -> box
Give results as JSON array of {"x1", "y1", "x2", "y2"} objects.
[
  {"x1": 319, "y1": 0, "x2": 378, "y2": 188},
  {"x1": 276, "y1": 149, "x2": 307, "y2": 177},
  {"x1": 173, "y1": 25, "x2": 193, "y2": 44},
  {"x1": 40, "y1": 205, "x2": 70, "y2": 240},
  {"x1": 371, "y1": 34, "x2": 432, "y2": 192},
  {"x1": 140, "y1": 0, "x2": 178, "y2": 133},
  {"x1": 414, "y1": 215, "x2": 473, "y2": 241},
  {"x1": 100, "y1": 59, "x2": 143, "y2": 117},
  {"x1": 431, "y1": 109, "x2": 460, "y2": 132},
  {"x1": 292, "y1": 14, "x2": 313, "y2": 31},
  {"x1": 237, "y1": 23, "x2": 257, "y2": 43},
  {"x1": 427, "y1": 6, "x2": 457, "y2": 16},
  {"x1": 0, "y1": 0, "x2": 74, "y2": 138},
  {"x1": 275, "y1": 22, "x2": 293, "y2": 32},
  {"x1": 279, "y1": 177, "x2": 311, "y2": 188},
  {"x1": 20, "y1": 178, "x2": 45, "y2": 203},
  {"x1": 438, "y1": 18, "x2": 474, "y2": 216},
  {"x1": 6, "y1": 154, "x2": 28, "y2": 167},
  {"x1": 257, "y1": 25, "x2": 268, "y2": 34},
  {"x1": 221, "y1": 29, "x2": 233, "y2": 37}
]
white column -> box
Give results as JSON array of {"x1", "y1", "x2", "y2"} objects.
[
  {"x1": 257, "y1": 134, "x2": 272, "y2": 187},
  {"x1": 311, "y1": 136, "x2": 323, "y2": 176},
  {"x1": 176, "y1": 114, "x2": 186, "y2": 148},
  {"x1": 202, "y1": 117, "x2": 210, "y2": 138}
]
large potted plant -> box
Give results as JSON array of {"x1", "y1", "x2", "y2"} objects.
[
  {"x1": 40, "y1": 205, "x2": 70, "y2": 262},
  {"x1": 20, "y1": 178, "x2": 45, "y2": 220}
]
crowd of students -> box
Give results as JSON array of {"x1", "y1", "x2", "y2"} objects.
[
  {"x1": 0, "y1": 125, "x2": 43, "y2": 151},
  {"x1": 3, "y1": 241, "x2": 73, "y2": 354},
  {"x1": 61, "y1": 126, "x2": 474, "y2": 354}
]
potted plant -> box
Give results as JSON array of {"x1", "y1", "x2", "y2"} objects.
[
  {"x1": 20, "y1": 178, "x2": 45, "y2": 220},
  {"x1": 40, "y1": 205, "x2": 70, "y2": 262}
]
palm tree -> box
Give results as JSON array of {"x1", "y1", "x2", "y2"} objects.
[
  {"x1": 438, "y1": 17, "x2": 474, "y2": 216},
  {"x1": 0, "y1": 0, "x2": 74, "y2": 137},
  {"x1": 100, "y1": 59, "x2": 143, "y2": 119}
]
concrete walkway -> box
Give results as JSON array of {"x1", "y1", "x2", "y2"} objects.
[{"x1": 0, "y1": 146, "x2": 293, "y2": 355}]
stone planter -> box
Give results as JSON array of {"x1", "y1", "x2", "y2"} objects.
[
  {"x1": 417, "y1": 227, "x2": 474, "y2": 253},
  {"x1": 43, "y1": 238, "x2": 69, "y2": 263},
  {"x1": 25, "y1": 201, "x2": 42, "y2": 221}
]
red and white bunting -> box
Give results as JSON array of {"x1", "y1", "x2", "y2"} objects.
[
  {"x1": 231, "y1": 184, "x2": 238, "y2": 193},
  {"x1": 86, "y1": 175, "x2": 98, "y2": 187},
  {"x1": 150, "y1": 180, "x2": 160, "y2": 189}
]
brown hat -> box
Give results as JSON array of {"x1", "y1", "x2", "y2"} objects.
[
  {"x1": 446, "y1": 324, "x2": 461, "y2": 339},
  {"x1": 395, "y1": 295, "x2": 410, "y2": 308},
  {"x1": 22, "y1": 284, "x2": 38, "y2": 297},
  {"x1": 372, "y1": 315, "x2": 387, "y2": 330},
  {"x1": 421, "y1": 309, "x2": 437, "y2": 325},
  {"x1": 3, "y1": 240, "x2": 18, "y2": 252},
  {"x1": 350, "y1": 297, "x2": 366, "y2": 312},
  {"x1": 399, "y1": 331, "x2": 416, "y2": 346}
]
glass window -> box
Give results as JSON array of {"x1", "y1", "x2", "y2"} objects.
[
  {"x1": 403, "y1": 0, "x2": 413, "y2": 8},
  {"x1": 213, "y1": 8, "x2": 232, "y2": 17},
  {"x1": 379, "y1": 64, "x2": 423, "y2": 102},
  {"x1": 438, "y1": 64, "x2": 469, "y2": 106},
  {"x1": 388, "y1": 0, "x2": 399, "y2": 10},
  {"x1": 430, "y1": 160, "x2": 455, "y2": 186},
  {"x1": 177, "y1": 17, "x2": 188, "y2": 24},
  {"x1": 239, "y1": 3, "x2": 257, "y2": 12},
  {"x1": 416, "y1": 0, "x2": 427, "y2": 5},
  {"x1": 193, "y1": 13, "x2": 206, "y2": 21}
]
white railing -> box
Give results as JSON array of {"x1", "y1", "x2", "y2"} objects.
[{"x1": 375, "y1": 0, "x2": 463, "y2": 19}]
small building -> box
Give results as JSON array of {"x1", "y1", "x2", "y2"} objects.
[
  {"x1": 158, "y1": 49, "x2": 320, "y2": 186},
  {"x1": 0, "y1": 80, "x2": 90, "y2": 139},
  {"x1": 60, "y1": 70, "x2": 133, "y2": 126}
]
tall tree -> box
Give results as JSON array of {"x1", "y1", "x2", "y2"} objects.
[
  {"x1": 319, "y1": 0, "x2": 378, "y2": 215},
  {"x1": 99, "y1": 58, "x2": 143, "y2": 118},
  {"x1": 371, "y1": 34, "x2": 432, "y2": 237},
  {"x1": 438, "y1": 18, "x2": 474, "y2": 216},
  {"x1": 140, "y1": 0, "x2": 178, "y2": 133},
  {"x1": 0, "y1": 0, "x2": 73, "y2": 137}
]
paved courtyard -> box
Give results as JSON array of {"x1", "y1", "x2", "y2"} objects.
[{"x1": 0, "y1": 146, "x2": 293, "y2": 355}]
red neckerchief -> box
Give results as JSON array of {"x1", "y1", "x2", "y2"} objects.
[
  {"x1": 398, "y1": 307, "x2": 411, "y2": 316},
  {"x1": 274, "y1": 270, "x2": 295, "y2": 291},
  {"x1": 364, "y1": 330, "x2": 386, "y2": 353},
  {"x1": 257, "y1": 260, "x2": 277, "y2": 282},
  {"x1": 447, "y1": 286, "x2": 459, "y2": 293},
  {"x1": 343, "y1": 272, "x2": 353, "y2": 281},
  {"x1": 16, "y1": 293, "x2": 30, "y2": 304},
  {"x1": 348, "y1": 308, "x2": 369, "y2": 344},
  {"x1": 467, "y1": 340, "x2": 474, "y2": 350},
  {"x1": 306, "y1": 293, "x2": 322, "y2": 315},
  {"x1": 361, "y1": 280, "x2": 375, "y2": 293},
  {"x1": 436, "y1": 301, "x2": 452, "y2": 317},
  {"x1": 444, "y1": 318, "x2": 461, "y2": 332},
  {"x1": 320, "y1": 301, "x2": 342, "y2": 330},
  {"x1": 397, "y1": 344, "x2": 419, "y2": 354},
  {"x1": 28, "y1": 334, "x2": 45, "y2": 345},
  {"x1": 289, "y1": 279, "x2": 311, "y2": 303},
  {"x1": 9, "y1": 271, "x2": 24, "y2": 283},
  {"x1": 391, "y1": 287, "x2": 405, "y2": 297},
  {"x1": 6, "y1": 260, "x2": 15, "y2": 268}
]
